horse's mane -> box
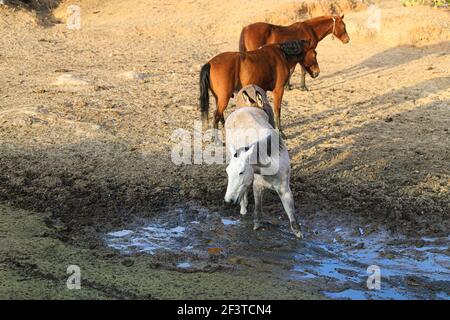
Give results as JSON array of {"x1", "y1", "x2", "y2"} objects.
[
  {"x1": 304, "y1": 15, "x2": 335, "y2": 24},
  {"x1": 280, "y1": 40, "x2": 309, "y2": 57}
]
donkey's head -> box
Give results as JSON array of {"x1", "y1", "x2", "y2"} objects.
[
  {"x1": 235, "y1": 85, "x2": 268, "y2": 109},
  {"x1": 333, "y1": 14, "x2": 350, "y2": 44},
  {"x1": 224, "y1": 144, "x2": 255, "y2": 204},
  {"x1": 235, "y1": 85, "x2": 276, "y2": 128}
]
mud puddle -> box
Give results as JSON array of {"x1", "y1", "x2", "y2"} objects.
[{"x1": 105, "y1": 204, "x2": 449, "y2": 300}]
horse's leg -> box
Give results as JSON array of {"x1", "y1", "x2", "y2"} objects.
[
  {"x1": 285, "y1": 64, "x2": 296, "y2": 91},
  {"x1": 212, "y1": 94, "x2": 230, "y2": 145},
  {"x1": 300, "y1": 66, "x2": 308, "y2": 91},
  {"x1": 240, "y1": 190, "x2": 248, "y2": 216},
  {"x1": 253, "y1": 177, "x2": 264, "y2": 230},
  {"x1": 276, "y1": 182, "x2": 303, "y2": 238},
  {"x1": 273, "y1": 87, "x2": 287, "y2": 140}
]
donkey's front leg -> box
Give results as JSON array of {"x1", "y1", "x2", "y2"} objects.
[
  {"x1": 240, "y1": 191, "x2": 248, "y2": 216},
  {"x1": 253, "y1": 179, "x2": 264, "y2": 230},
  {"x1": 277, "y1": 184, "x2": 303, "y2": 238}
]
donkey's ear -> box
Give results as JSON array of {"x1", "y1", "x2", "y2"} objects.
[
  {"x1": 256, "y1": 92, "x2": 264, "y2": 108},
  {"x1": 229, "y1": 144, "x2": 237, "y2": 157},
  {"x1": 243, "y1": 91, "x2": 254, "y2": 105},
  {"x1": 244, "y1": 144, "x2": 255, "y2": 159}
]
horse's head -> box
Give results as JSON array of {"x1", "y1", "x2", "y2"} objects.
[
  {"x1": 301, "y1": 47, "x2": 320, "y2": 79},
  {"x1": 281, "y1": 40, "x2": 320, "y2": 78},
  {"x1": 333, "y1": 14, "x2": 350, "y2": 44},
  {"x1": 224, "y1": 144, "x2": 255, "y2": 204}
]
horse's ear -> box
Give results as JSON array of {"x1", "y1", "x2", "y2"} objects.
[
  {"x1": 300, "y1": 40, "x2": 310, "y2": 48},
  {"x1": 256, "y1": 92, "x2": 264, "y2": 108},
  {"x1": 340, "y1": 14, "x2": 344, "y2": 19}
]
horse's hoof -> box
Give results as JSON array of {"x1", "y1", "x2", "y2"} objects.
[
  {"x1": 291, "y1": 221, "x2": 304, "y2": 239},
  {"x1": 300, "y1": 86, "x2": 309, "y2": 92}
]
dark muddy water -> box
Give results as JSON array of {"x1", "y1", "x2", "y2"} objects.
[{"x1": 105, "y1": 204, "x2": 449, "y2": 300}]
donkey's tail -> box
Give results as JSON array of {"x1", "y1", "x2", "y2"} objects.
[
  {"x1": 199, "y1": 63, "x2": 211, "y2": 123},
  {"x1": 239, "y1": 28, "x2": 246, "y2": 52}
]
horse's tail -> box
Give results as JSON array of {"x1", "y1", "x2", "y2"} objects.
[
  {"x1": 199, "y1": 63, "x2": 211, "y2": 123},
  {"x1": 239, "y1": 27, "x2": 246, "y2": 52}
]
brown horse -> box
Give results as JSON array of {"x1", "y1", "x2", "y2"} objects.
[
  {"x1": 239, "y1": 15, "x2": 349, "y2": 90},
  {"x1": 199, "y1": 40, "x2": 319, "y2": 142}
]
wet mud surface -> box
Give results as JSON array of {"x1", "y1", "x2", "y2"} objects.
[{"x1": 105, "y1": 203, "x2": 450, "y2": 300}]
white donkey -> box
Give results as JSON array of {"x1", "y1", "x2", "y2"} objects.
[{"x1": 224, "y1": 85, "x2": 303, "y2": 238}]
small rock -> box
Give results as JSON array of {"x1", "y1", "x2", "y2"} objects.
[
  {"x1": 355, "y1": 242, "x2": 365, "y2": 249},
  {"x1": 53, "y1": 74, "x2": 89, "y2": 86},
  {"x1": 121, "y1": 259, "x2": 135, "y2": 267},
  {"x1": 120, "y1": 71, "x2": 152, "y2": 80},
  {"x1": 207, "y1": 247, "x2": 222, "y2": 255}
]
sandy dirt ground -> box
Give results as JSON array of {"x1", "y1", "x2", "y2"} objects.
[{"x1": 0, "y1": 0, "x2": 449, "y2": 299}]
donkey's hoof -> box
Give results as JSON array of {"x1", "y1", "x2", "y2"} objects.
[
  {"x1": 294, "y1": 230, "x2": 304, "y2": 239},
  {"x1": 240, "y1": 207, "x2": 248, "y2": 216},
  {"x1": 291, "y1": 221, "x2": 304, "y2": 239},
  {"x1": 253, "y1": 221, "x2": 264, "y2": 231},
  {"x1": 279, "y1": 130, "x2": 287, "y2": 140}
]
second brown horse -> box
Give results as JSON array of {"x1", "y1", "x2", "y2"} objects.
[
  {"x1": 239, "y1": 15, "x2": 350, "y2": 90},
  {"x1": 199, "y1": 40, "x2": 319, "y2": 142}
]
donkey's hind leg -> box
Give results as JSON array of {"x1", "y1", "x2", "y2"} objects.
[{"x1": 276, "y1": 183, "x2": 303, "y2": 238}]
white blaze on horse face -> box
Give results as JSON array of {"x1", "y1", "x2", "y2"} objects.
[{"x1": 224, "y1": 145, "x2": 255, "y2": 204}]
